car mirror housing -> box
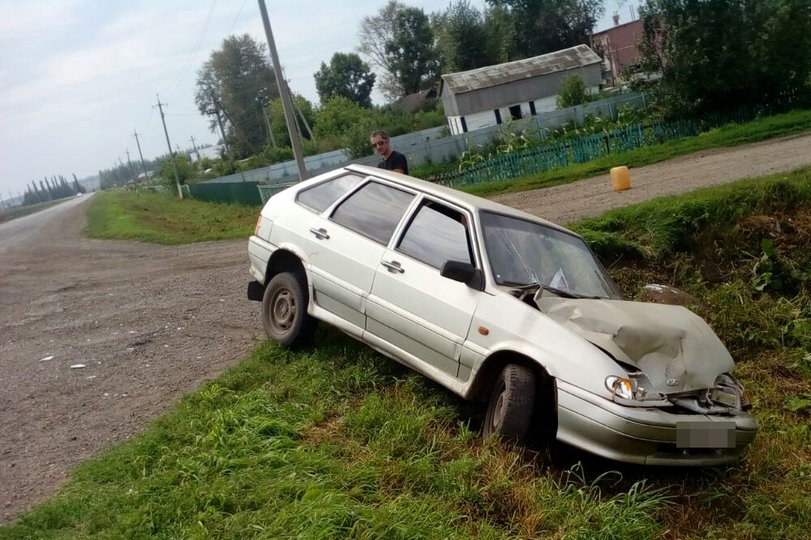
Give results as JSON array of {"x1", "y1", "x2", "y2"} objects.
[{"x1": 441, "y1": 260, "x2": 484, "y2": 291}]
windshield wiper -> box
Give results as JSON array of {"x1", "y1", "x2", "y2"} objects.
[{"x1": 502, "y1": 280, "x2": 605, "y2": 300}]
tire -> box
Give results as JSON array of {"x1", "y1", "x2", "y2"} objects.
[
  {"x1": 483, "y1": 364, "x2": 536, "y2": 443},
  {"x1": 261, "y1": 271, "x2": 315, "y2": 347}
]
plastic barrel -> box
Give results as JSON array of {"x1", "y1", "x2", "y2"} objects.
[{"x1": 610, "y1": 166, "x2": 631, "y2": 191}]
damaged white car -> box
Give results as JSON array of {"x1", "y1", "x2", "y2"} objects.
[{"x1": 248, "y1": 164, "x2": 757, "y2": 465}]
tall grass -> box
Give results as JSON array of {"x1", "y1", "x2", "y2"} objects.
[
  {"x1": 85, "y1": 191, "x2": 256, "y2": 244},
  {"x1": 3, "y1": 332, "x2": 672, "y2": 539}
]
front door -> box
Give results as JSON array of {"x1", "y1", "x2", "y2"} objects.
[{"x1": 366, "y1": 198, "x2": 480, "y2": 377}]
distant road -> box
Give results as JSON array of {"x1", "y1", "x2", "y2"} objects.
[{"x1": 0, "y1": 195, "x2": 91, "y2": 254}]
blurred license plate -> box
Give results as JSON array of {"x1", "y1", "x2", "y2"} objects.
[{"x1": 676, "y1": 421, "x2": 736, "y2": 449}]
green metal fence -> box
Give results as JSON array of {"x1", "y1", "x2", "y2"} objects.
[
  {"x1": 434, "y1": 116, "x2": 714, "y2": 189},
  {"x1": 257, "y1": 182, "x2": 298, "y2": 204},
  {"x1": 187, "y1": 181, "x2": 264, "y2": 205}
]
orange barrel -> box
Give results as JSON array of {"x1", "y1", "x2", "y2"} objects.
[{"x1": 610, "y1": 166, "x2": 631, "y2": 191}]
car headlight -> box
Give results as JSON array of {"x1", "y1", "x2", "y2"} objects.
[{"x1": 605, "y1": 375, "x2": 637, "y2": 400}]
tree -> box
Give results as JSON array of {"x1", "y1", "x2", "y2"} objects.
[
  {"x1": 486, "y1": 0, "x2": 605, "y2": 59},
  {"x1": 556, "y1": 75, "x2": 589, "y2": 108},
  {"x1": 194, "y1": 34, "x2": 278, "y2": 158},
  {"x1": 384, "y1": 7, "x2": 441, "y2": 96},
  {"x1": 638, "y1": 0, "x2": 811, "y2": 115},
  {"x1": 432, "y1": 1, "x2": 499, "y2": 72},
  {"x1": 314, "y1": 53, "x2": 376, "y2": 107},
  {"x1": 358, "y1": 1, "x2": 406, "y2": 98},
  {"x1": 267, "y1": 94, "x2": 317, "y2": 148}
]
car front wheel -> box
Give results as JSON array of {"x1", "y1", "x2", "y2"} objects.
[
  {"x1": 262, "y1": 272, "x2": 315, "y2": 347},
  {"x1": 483, "y1": 364, "x2": 536, "y2": 443}
]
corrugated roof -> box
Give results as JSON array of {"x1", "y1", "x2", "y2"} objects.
[{"x1": 441, "y1": 44, "x2": 602, "y2": 95}]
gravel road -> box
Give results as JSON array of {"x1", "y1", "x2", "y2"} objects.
[{"x1": 1, "y1": 133, "x2": 810, "y2": 523}]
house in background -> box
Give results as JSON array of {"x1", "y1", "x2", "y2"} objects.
[
  {"x1": 440, "y1": 44, "x2": 602, "y2": 135},
  {"x1": 591, "y1": 16, "x2": 644, "y2": 86}
]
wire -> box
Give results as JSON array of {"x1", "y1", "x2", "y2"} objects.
[{"x1": 166, "y1": 0, "x2": 218, "y2": 98}]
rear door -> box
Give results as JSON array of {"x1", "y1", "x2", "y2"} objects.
[{"x1": 303, "y1": 179, "x2": 416, "y2": 332}]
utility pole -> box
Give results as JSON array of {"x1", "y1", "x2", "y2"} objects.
[
  {"x1": 257, "y1": 0, "x2": 307, "y2": 181},
  {"x1": 132, "y1": 129, "x2": 150, "y2": 180},
  {"x1": 261, "y1": 103, "x2": 277, "y2": 147},
  {"x1": 190, "y1": 136, "x2": 201, "y2": 161},
  {"x1": 155, "y1": 94, "x2": 183, "y2": 199},
  {"x1": 207, "y1": 93, "x2": 230, "y2": 159},
  {"x1": 125, "y1": 149, "x2": 136, "y2": 180},
  {"x1": 118, "y1": 157, "x2": 127, "y2": 182}
]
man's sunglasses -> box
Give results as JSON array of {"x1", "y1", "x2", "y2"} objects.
[{"x1": 371, "y1": 140, "x2": 387, "y2": 148}]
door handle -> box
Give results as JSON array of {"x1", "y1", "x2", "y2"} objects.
[
  {"x1": 308, "y1": 227, "x2": 330, "y2": 240},
  {"x1": 381, "y1": 260, "x2": 405, "y2": 274}
]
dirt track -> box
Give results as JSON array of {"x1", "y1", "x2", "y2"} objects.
[{"x1": 1, "y1": 133, "x2": 810, "y2": 523}]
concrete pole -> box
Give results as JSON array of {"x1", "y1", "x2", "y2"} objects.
[
  {"x1": 155, "y1": 94, "x2": 184, "y2": 199},
  {"x1": 257, "y1": 0, "x2": 307, "y2": 181}
]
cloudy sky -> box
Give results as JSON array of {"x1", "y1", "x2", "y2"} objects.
[{"x1": 0, "y1": 0, "x2": 627, "y2": 200}]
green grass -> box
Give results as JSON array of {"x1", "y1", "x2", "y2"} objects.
[
  {"x1": 458, "y1": 108, "x2": 811, "y2": 198},
  {"x1": 84, "y1": 191, "x2": 256, "y2": 244},
  {"x1": 4, "y1": 168, "x2": 811, "y2": 539},
  {"x1": 571, "y1": 166, "x2": 811, "y2": 260},
  {"x1": 1, "y1": 333, "x2": 673, "y2": 539}
]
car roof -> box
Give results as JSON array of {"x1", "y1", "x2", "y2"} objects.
[{"x1": 344, "y1": 164, "x2": 573, "y2": 235}]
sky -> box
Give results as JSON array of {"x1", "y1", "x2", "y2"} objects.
[{"x1": 0, "y1": 0, "x2": 632, "y2": 201}]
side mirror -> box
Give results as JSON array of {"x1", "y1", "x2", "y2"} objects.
[{"x1": 441, "y1": 260, "x2": 484, "y2": 291}]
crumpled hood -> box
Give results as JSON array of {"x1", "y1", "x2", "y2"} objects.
[{"x1": 535, "y1": 296, "x2": 734, "y2": 394}]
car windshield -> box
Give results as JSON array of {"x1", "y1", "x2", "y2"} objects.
[{"x1": 480, "y1": 211, "x2": 622, "y2": 299}]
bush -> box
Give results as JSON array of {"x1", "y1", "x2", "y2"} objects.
[{"x1": 556, "y1": 75, "x2": 590, "y2": 108}]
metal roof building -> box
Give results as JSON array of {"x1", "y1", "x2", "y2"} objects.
[{"x1": 440, "y1": 44, "x2": 603, "y2": 134}]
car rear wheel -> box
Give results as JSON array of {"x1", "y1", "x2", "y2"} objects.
[
  {"x1": 483, "y1": 364, "x2": 536, "y2": 443},
  {"x1": 262, "y1": 271, "x2": 315, "y2": 347}
]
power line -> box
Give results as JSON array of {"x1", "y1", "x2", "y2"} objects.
[{"x1": 167, "y1": 0, "x2": 218, "y2": 98}]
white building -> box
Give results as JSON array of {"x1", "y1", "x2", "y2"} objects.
[{"x1": 440, "y1": 44, "x2": 603, "y2": 135}]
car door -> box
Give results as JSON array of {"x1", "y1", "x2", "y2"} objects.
[
  {"x1": 303, "y1": 179, "x2": 416, "y2": 332},
  {"x1": 365, "y1": 197, "x2": 480, "y2": 377}
]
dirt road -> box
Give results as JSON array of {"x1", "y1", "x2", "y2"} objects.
[{"x1": 1, "y1": 133, "x2": 810, "y2": 523}]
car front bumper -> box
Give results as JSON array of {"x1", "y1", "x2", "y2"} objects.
[{"x1": 556, "y1": 380, "x2": 758, "y2": 466}]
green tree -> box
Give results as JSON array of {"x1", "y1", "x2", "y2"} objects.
[
  {"x1": 313, "y1": 96, "x2": 372, "y2": 139},
  {"x1": 159, "y1": 155, "x2": 195, "y2": 185},
  {"x1": 267, "y1": 94, "x2": 317, "y2": 147},
  {"x1": 433, "y1": 1, "x2": 498, "y2": 72},
  {"x1": 486, "y1": 0, "x2": 604, "y2": 59},
  {"x1": 384, "y1": 7, "x2": 441, "y2": 96},
  {"x1": 358, "y1": 1, "x2": 406, "y2": 99},
  {"x1": 556, "y1": 74, "x2": 589, "y2": 108},
  {"x1": 194, "y1": 34, "x2": 278, "y2": 158},
  {"x1": 638, "y1": 0, "x2": 811, "y2": 114},
  {"x1": 314, "y1": 52, "x2": 376, "y2": 107}
]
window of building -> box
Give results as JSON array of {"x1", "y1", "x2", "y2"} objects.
[
  {"x1": 529, "y1": 101, "x2": 537, "y2": 116},
  {"x1": 509, "y1": 105, "x2": 523, "y2": 121},
  {"x1": 494, "y1": 109, "x2": 502, "y2": 125}
]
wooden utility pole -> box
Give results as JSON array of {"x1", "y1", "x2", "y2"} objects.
[
  {"x1": 257, "y1": 0, "x2": 307, "y2": 181},
  {"x1": 132, "y1": 129, "x2": 150, "y2": 180},
  {"x1": 155, "y1": 94, "x2": 183, "y2": 199}
]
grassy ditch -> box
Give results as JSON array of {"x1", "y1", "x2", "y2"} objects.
[
  {"x1": 4, "y1": 169, "x2": 810, "y2": 539},
  {"x1": 85, "y1": 190, "x2": 256, "y2": 244}
]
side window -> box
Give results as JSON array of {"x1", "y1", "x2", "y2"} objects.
[
  {"x1": 296, "y1": 173, "x2": 364, "y2": 213},
  {"x1": 397, "y1": 200, "x2": 472, "y2": 269},
  {"x1": 331, "y1": 181, "x2": 415, "y2": 245}
]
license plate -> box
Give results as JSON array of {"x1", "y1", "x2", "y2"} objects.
[{"x1": 676, "y1": 421, "x2": 736, "y2": 449}]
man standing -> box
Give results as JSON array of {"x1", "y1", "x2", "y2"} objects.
[{"x1": 370, "y1": 130, "x2": 408, "y2": 175}]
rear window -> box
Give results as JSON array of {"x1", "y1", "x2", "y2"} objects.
[{"x1": 296, "y1": 173, "x2": 364, "y2": 213}]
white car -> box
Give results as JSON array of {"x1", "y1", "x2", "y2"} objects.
[{"x1": 247, "y1": 164, "x2": 757, "y2": 465}]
